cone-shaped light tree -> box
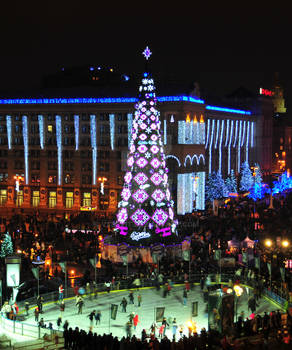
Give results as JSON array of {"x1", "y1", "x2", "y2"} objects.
[{"x1": 115, "y1": 47, "x2": 178, "y2": 246}]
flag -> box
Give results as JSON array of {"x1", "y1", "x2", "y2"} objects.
[
  {"x1": 122, "y1": 255, "x2": 128, "y2": 266},
  {"x1": 111, "y1": 304, "x2": 118, "y2": 320},
  {"x1": 89, "y1": 258, "x2": 95, "y2": 267},
  {"x1": 31, "y1": 267, "x2": 39, "y2": 280},
  {"x1": 156, "y1": 307, "x2": 165, "y2": 322},
  {"x1": 280, "y1": 267, "x2": 285, "y2": 281},
  {"x1": 267, "y1": 262, "x2": 271, "y2": 275},
  {"x1": 255, "y1": 257, "x2": 260, "y2": 269},
  {"x1": 182, "y1": 250, "x2": 190, "y2": 261},
  {"x1": 59, "y1": 262, "x2": 66, "y2": 273},
  {"x1": 214, "y1": 250, "x2": 221, "y2": 261}
]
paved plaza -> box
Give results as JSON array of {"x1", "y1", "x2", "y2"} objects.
[{"x1": 22, "y1": 284, "x2": 280, "y2": 339}]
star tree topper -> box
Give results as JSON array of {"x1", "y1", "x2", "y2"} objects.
[{"x1": 142, "y1": 46, "x2": 152, "y2": 60}]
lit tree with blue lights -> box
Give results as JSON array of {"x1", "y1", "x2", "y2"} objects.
[
  {"x1": 240, "y1": 162, "x2": 253, "y2": 191},
  {"x1": 0, "y1": 233, "x2": 14, "y2": 258},
  {"x1": 206, "y1": 171, "x2": 227, "y2": 201},
  {"x1": 254, "y1": 163, "x2": 262, "y2": 185},
  {"x1": 225, "y1": 169, "x2": 237, "y2": 194},
  {"x1": 115, "y1": 47, "x2": 177, "y2": 246},
  {"x1": 272, "y1": 172, "x2": 292, "y2": 194}
]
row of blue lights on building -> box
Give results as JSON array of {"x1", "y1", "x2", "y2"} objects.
[{"x1": 0, "y1": 96, "x2": 251, "y2": 115}]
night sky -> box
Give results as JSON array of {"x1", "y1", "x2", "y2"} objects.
[{"x1": 1, "y1": 3, "x2": 291, "y2": 109}]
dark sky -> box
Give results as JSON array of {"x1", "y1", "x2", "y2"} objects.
[{"x1": 1, "y1": 2, "x2": 292, "y2": 109}]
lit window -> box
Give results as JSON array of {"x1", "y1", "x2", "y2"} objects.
[
  {"x1": 32, "y1": 191, "x2": 40, "y2": 207},
  {"x1": 48, "y1": 125, "x2": 53, "y2": 132},
  {"x1": 49, "y1": 191, "x2": 57, "y2": 208}
]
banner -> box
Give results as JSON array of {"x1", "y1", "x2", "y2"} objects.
[
  {"x1": 267, "y1": 262, "x2": 271, "y2": 275},
  {"x1": 122, "y1": 255, "x2": 128, "y2": 266},
  {"x1": 214, "y1": 250, "x2": 221, "y2": 261},
  {"x1": 152, "y1": 253, "x2": 158, "y2": 264},
  {"x1": 156, "y1": 307, "x2": 165, "y2": 322},
  {"x1": 242, "y1": 252, "x2": 247, "y2": 264},
  {"x1": 280, "y1": 267, "x2": 285, "y2": 281},
  {"x1": 254, "y1": 257, "x2": 260, "y2": 269},
  {"x1": 192, "y1": 301, "x2": 198, "y2": 317},
  {"x1": 208, "y1": 291, "x2": 222, "y2": 332},
  {"x1": 111, "y1": 304, "x2": 118, "y2": 320},
  {"x1": 221, "y1": 294, "x2": 234, "y2": 334},
  {"x1": 31, "y1": 267, "x2": 39, "y2": 280},
  {"x1": 59, "y1": 262, "x2": 66, "y2": 273},
  {"x1": 182, "y1": 250, "x2": 190, "y2": 262}
]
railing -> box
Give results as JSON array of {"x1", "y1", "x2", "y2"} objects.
[{"x1": 1, "y1": 273, "x2": 290, "y2": 340}]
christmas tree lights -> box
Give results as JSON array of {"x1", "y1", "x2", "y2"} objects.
[
  {"x1": 38, "y1": 115, "x2": 44, "y2": 149},
  {"x1": 0, "y1": 232, "x2": 13, "y2": 258},
  {"x1": 115, "y1": 48, "x2": 177, "y2": 245},
  {"x1": 74, "y1": 114, "x2": 79, "y2": 150}
]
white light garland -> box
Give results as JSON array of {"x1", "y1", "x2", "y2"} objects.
[
  {"x1": 214, "y1": 119, "x2": 220, "y2": 149},
  {"x1": 251, "y1": 121, "x2": 255, "y2": 147},
  {"x1": 55, "y1": 115, "x2": 62, "y2": 186},
  {"x1": 233, "y1": 120, "x2": 238, "y2": 148},
  {"x1": 130, "y1": 231, "x2": 151, "y2": 241},
  {"x1": 237, "y1": 120, "x2": 242, "y2": 173},
  {"x1": 6, "y1": 115, "x2": 12, "y2": 150},
  {"x1": 90, "y1": 115, "x2": 97, "y2": 185},
  {"x1": 178, "y1": 121, "x2": 186, "y2": 144},
  {"x1": 241, "y1": 120, "x2": 246, "y2": 147},
  {"x1": 205, "y1": 119, "x2": 210, "y2": 149},
  {"x1": 208, "y1": 119, "x2": 215, "y2": 174},
  {"x1": 74, "y1": 115, "x2": 79, "y2": 151},
  {"x1": 246, "y1": 121, "x2": 250, "y2": 163},
  {"x1": 109, "y1": 114, "x2": 115, "y2": 150},
  {"x1": 228, "y1": 120, "x2": 234, "y2": 175},
  {"x1": 177, "y1": 174, "x2": 185, "y2": 215},
  {"x1": 38, "y1": 115, "x2": 44, "y2": 149},
  {"x1": 218, "y1": 120, "x2": 224, "y2": 174},
  {"x1": 22, "y1": 115, "x2": 29, "y2": 185},
  {"x1": 224, "y1": 119, "x2": 230, "y2": 147}
]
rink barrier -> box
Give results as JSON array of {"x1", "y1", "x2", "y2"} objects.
[{"x1": 1, "y1": 273, "x2": 289, "y2": 339}]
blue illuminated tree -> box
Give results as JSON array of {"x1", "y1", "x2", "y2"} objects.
[
  {"x1": 0, "y1": 233, "x2": 14, "y2": 258},
  {"x1": 225, "y1": 169, "x2": 237, "y2": 194},
  {"x1": 254, "y1": 163, "x2": 262, "y2": 185},
  {"x1": 272, "y1": 172, "x2": 292, "y2": 194},
  {"x1": 240, "y1": 162, "x2": 253, "y2": 191},
  {"x1": 206, "y1": 172, "x2": 227, "y2": 201}
]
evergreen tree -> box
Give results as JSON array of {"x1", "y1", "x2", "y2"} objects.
[
  {"x1": 225, "y1": 169, "x2": 237, "y2": 194},
  {"x1": 0, "y1": 232, "x2": 14, "y2": 258},
  {"x1": 248, "y1": 183, "x2": 264, "y2": 201},
  {"x1": 206, "y1": 171, "x2": 226, "y2": 201},
  {"x1": 272, "y1": 172, "x2": 292, "y2": 194},
  {"x1": 115, "y1": 47, "x2": 177, "y2": 246},
  {"x1": 240, "y1": 162, "x2": 253, "y2": 191},
  {"x1": 254, "y1": 163, "x2": 262, "y2": 185}
]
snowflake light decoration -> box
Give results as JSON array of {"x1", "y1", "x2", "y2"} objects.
[
  {"x1": 130, "y1": 209, "x2": 150, "y2": 226},
  {"x1": 117, "y1": 208, "x2": 128, "y2": 224},
  {"x1": 136, "y1": 157, "x2": 148, "y2": 168},
  {"x1": 150, "y1": 173, "x2": 163, "y2": 186},
  {"x1": 134, "y1": 172, "x2": 148, "y2": 185},
  {"x1": 152, "y1": 209, "x2": 169, "y2": 226},
  {"x1": 132, "y1": 189, "x2": 149, "y2": 203},
  {"x1": 152, "y1": 189, "x2": 165, "y2": 202},
  {"x1": 151, "y1": 158, "x2": 160, "y2": 169}
]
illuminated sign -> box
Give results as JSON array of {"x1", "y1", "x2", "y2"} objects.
[{"x1": 259, "y1": 88, "x2": 274, "y2": 97}]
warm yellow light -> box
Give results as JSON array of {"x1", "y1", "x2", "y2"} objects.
[
  {"x1": 227, "y1": 288, "x2": 233, "y2": 294},
  {"x1": 265, "y1": 239, "x2": 272, "y2": 247},
  {"x1": 233, "y1": 285, "x2": 243, "y2": 297},
  {"x1": 17, "y1": 249, "x2": 22, "y2": 254},
  {"x1": 200, "y1": 114, "x2": 204, "y2": 123},
  {"x1": 193, "y1": 115, "x2": 198, "y2": 124},
  {"x1": 186, "y1": 114, "x2": 190, "y2": 123},
  {"x1": 282, "y1": 240, "x2": 289, "y2": 248},
  {"x1": 70, "y1": 270, "x2": 75, "y2": 275}
]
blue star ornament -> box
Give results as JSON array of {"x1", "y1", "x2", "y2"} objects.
[{"x1": 142, "y1": 46, "x2": 152, "y2": 60}]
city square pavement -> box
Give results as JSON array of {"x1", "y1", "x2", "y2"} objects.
[{"x1": 21, "y1": 283, "x2": 280, "y2": 339}]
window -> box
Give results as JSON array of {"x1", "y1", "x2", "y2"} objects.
[
  {"x1": 65, "y1": 192, "x2": 74, "y2": 209},
  {"x1": 48, "y1": 125, "x2": 53, "y2": 133},
  {"x1": 64, "y1": 173, "x2": 73, "y2": 183},
  {"x1": 49, "y1": 191, "x2": 57, "y2": 208},
  {"x1": 0, "y1": 161, "x2": 7, "y2": 169},
  {"x1": 83, "y1": 192, "x2": 91, "y2": 207},
  {"x1": 0, "y1": 189, "x2": 7, "y2": 205},
  {"x1": 16, "y1": 190, "x2": 23, "y2": 207},
  {"x1": 0, "y1": 173, "x2": 8, "y2": 182},
  {"x1": 32, "y1": 191, "x2": 40, "y2": 207},
  {"x1": 31, "y1": 174, "x2": 40, "y2": 183},
  {"x1": 82, "y1": 175, "x2": 92, "y2": 184},
  {"x1": 48, "y1": 175, "x2": 57, "y2": 184}
]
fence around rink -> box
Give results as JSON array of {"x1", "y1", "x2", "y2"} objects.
[{"x1": 1, "y1": 273, "x2": 290, "y2": 339}]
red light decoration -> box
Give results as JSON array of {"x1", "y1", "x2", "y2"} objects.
[{"x1": 259, "y1": 88, "x2": 274, "y2": 97}]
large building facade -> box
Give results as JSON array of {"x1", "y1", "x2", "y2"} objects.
[{"x1": 0, "y1": 89, "x2": 269, "y2": 217}]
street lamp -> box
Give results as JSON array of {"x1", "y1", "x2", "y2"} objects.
[
  {"x1": 98, "y1": 177, "x2": 108, "y2": 195},
  {"x1": 264, "y1": 239, "x2": 273, "y2": 248},
  {"x1": 233, "y1": 284, "x2": 243, "y2": 322},
  {"x1": 14, "y1": 175, "x2": 24, "y2": 193},
  {"x1": 32, "y1": 256, "x2": 45, "y2": 297}
]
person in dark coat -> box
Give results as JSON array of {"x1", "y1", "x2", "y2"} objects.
[
  {"x1": 128, "y1": 291, "x2": 134, "y2": 304},
  {"x1": 120, "y1": 297, "x2": 128, "y2": 312},
  {"x1": 248, "y1": 296, "x2": 257, "y2": 313}
]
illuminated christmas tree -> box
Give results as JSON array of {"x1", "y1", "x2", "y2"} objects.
[
  {"x1": 115, "y1": 47, "x2": 178, "y2": 246},
  {"x1": 0, "y1": 232, "x2": 14, "y2": 258}
]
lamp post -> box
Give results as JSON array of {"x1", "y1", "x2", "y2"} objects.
[
  {"x1": 5, "y1": 255, "x2": 21, "y2": 303},
  {"x1": 233, "y1": 284, "x2": 243, "y2": 322},
  {"x1": 98, "y1": 177, "x2": 108, "y2": 195},
  {"x1": 32, "y1": 256, "x2": 45, "y2": 297}
]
